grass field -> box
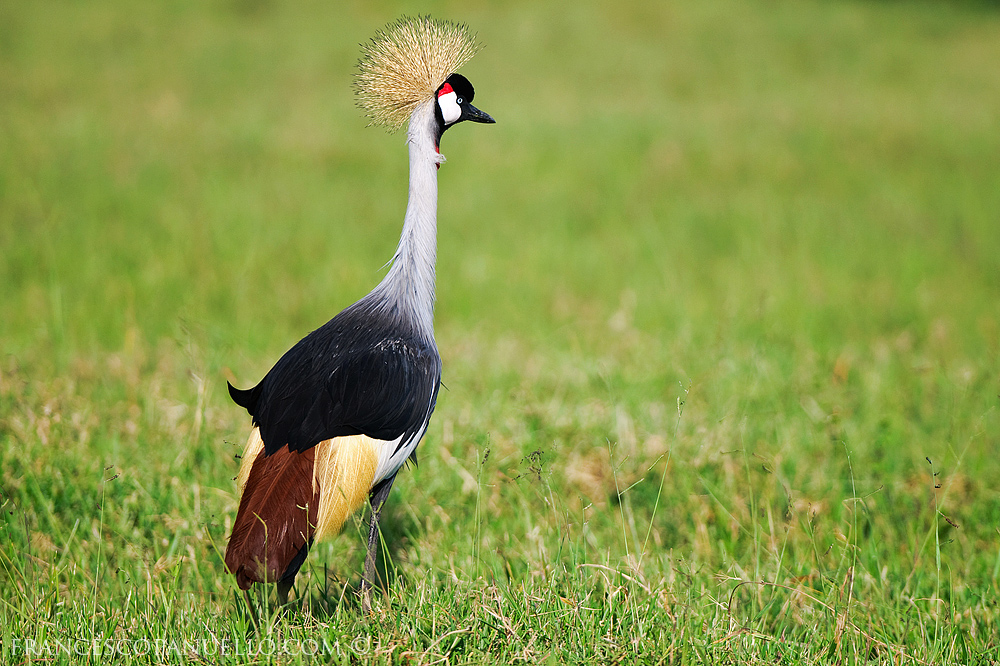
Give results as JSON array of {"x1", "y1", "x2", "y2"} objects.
[{"x1": 2, "y1": 0, "x2": 1000, "y2": 662}]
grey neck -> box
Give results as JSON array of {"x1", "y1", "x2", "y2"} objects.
[{"x1": 372, "y1": 99, "x2": 442, "y2": 341}]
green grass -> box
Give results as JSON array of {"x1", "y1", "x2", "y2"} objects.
[{"x1": 2, "y1": 0, "x2": 1000, "y2": 662}]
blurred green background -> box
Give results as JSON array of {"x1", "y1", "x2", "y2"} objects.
[
  {"x1": 4, "y1": 0, "x2": 996, "y2": 361},
  {"x1": 1, "y1": 0, "x2": 999, "y2": 661}
]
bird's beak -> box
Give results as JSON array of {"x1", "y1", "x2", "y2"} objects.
[{"x1": 463, "y1": 103, "x2": 495, "y2": 124}]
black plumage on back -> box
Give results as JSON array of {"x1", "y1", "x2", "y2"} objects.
[{"x1": 229, "y1": 299, "x2": 441, "y2": 457}]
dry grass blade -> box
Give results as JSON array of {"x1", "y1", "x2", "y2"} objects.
[{"x1": 724, "y1": 577, "x2": 931, "y2": 666}]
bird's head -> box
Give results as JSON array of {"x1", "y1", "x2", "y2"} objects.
[
  {"x1": 356, "y1": 16, "x2": 495, "y2": 140},
  {"x1": 434, "y1": 73, "x2": 495, "y2": 132}
]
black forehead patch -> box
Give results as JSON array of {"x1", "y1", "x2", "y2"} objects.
[{"x1": 443, "y1": 73, "x2": 475, "y2": 103}]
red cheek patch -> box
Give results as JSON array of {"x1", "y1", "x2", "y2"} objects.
[{"x1": 437, "y1": 82, "x2": 454, "y2": 97}]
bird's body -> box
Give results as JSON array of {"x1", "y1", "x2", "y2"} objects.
[{"x1": 223, "y1": 17, "x2": 493, "y2": 607}]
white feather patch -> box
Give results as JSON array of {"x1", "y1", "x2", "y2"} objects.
[{"x1": 438, "y1": 90, "x2": 461, "y2": 125}]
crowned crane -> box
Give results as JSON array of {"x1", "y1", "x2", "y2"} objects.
[{"x1": 224, "y1": 16, "x2": 494, "y2": 611}]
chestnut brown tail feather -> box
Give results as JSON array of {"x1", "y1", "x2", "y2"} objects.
[{"x1": 225, "y1": 445, "x2": 319, "y2": 590}]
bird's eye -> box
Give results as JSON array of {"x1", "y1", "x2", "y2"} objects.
[{"x1": 456, "y1": 97, "x2": 463, "y2": 104}]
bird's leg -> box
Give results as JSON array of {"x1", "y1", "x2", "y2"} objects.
[
  {"x1": 276, "y1": 579, "x2": 293, "y2": 606},
  {"x1": 361, "y1": 474, "x2": 397, "y2": 614},
  {"x1": 273, "y1": 540, "x2": 309, "y2": 610},
  {"x1": 361, "y1": 504, "x2": 381, "y2": 614}
]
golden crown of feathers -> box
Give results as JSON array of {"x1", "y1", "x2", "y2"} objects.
[{"x1": 355, "y1": 16, "x2": 481, "y2": 131}]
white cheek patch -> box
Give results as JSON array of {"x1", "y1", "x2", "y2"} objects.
[{"x1": 437, "y1": 91, "x2": 461, "y2": 125}]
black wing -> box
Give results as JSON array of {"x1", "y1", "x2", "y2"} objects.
[{"x1": 229, "y1": 304, "x2": 441, "y2": 456}]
